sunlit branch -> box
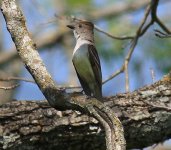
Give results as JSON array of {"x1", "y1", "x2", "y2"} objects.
[
  {"x1": 0, "y1": 84, "x2": 19, "y2": 90},
  {"x1": 0, "y1": 76, "x2": 35, "y2": 83},
  {"x1": 0, "y1": 76, "x2": 82, "y2": 89}
]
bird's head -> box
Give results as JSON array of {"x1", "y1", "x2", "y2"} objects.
[{"x1": 67, "y1": 20, "x2": 94, "y2": 41}]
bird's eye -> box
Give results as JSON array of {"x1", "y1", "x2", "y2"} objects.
[{"x1": 79, "y1": 24, "x2": 82, "y2": 28}]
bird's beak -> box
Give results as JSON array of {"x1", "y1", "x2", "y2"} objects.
[{"x1": 67, "y1": 25, "x2": 75, "y2": 30}]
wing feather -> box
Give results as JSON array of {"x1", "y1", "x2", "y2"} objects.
[
  {"x1": 72, "y1": 44, "x2": 102, "y2": 99},
  {"x1": 88, "y1": 45, "x2": 102, "y2": 97},
  {"x1": 73, "y1": 65, "x2": 91, "y2": 96}
]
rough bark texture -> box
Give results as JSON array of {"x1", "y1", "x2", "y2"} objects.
[
  {"x1": 0, "y1": 1, "x2": 126, "y2": 150},
  {"x1": 1, "y1": 0, "x2": 171, "y2": 150},
  {"x1": 0, "y1": 75, "x2": 171, "y2": 150}
]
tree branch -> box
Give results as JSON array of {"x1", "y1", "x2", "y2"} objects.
[
  {"x1": 0, "y1": 76, "x2": 82, "y2": 89},
  {"x1": 155, "y1": 29, "x2": 171, "y2": 38},
  {"x1": 0, "y1": 83, "x2": 19, "y2": 90},
  {"x1": 103, "y1": 3, "x2": 151, "y2": 91},
  {"x1": 1, "y1": 0, "x2": 170, "y2": 149},
  {"x1": 0, "y1": 74, "x2": 171, "y2": 149},
  {"x1": 0, "y1": 76, "x2": 35, "y2": 83},
  {"x1": 1, "y1": 0, "x2": 125, "y2": 149},
  {"x1": 151, "y1": 0, "x2": 171, "y2": 34},
  {"x1": 94, "y1": 25, "x2": 134, "y2": 40},
  {"x1": 103, "y1": 0, "x2": 171, "y2": 91}
]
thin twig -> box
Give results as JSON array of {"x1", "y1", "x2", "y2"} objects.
[
  {"x1": 94, "y1": 25, "x2": 134, "y2": 40},
  {"x1": 103, "y1": 3, "x2": 151, "y2": 92},
  {"x1": 155, "y1": 17, "x2": 171, "y2": 34},
  {"x1": 103, "y1": 66, "x2": 124, "y2": 84},
  {"x1": 154, "y1": 29, "x2": 167, "y2": 36},
  {"x1": 139, "y1": 21, "x2": 153, "y2": 36},
  {"x1": 0, "y1": 76, "x2": 82, "y2": 89},
  {"x1": 0, "y1": 84, "x2": 19, "y2": 90},
  {"x1": 103, "y1": 0, "x2": 171, "y2": 91},
  {"x1": 155, "y1": 29, "x2": 171, "y2": 38},
  {"x1": 0, "y1": 76, "x2": 35, "y2": 83},
  {"x1": 124, "y1": 4, "x2": 151, "y2": 92},
  {"x1": 156, "y1": 33, "x2": 171, "y2": 38}
]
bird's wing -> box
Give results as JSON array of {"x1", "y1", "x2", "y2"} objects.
[
  {"x1": 72, "y1": 62, "x2": 92, "y2": 96},
  {"x1": 88, "y1": 45, "x2": 102, "y2": 91}
]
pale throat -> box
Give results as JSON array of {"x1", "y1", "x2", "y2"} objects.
[{"x1": 73, "y1": 31, "x2": 94, "y2": 55}]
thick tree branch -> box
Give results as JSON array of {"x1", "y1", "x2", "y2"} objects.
[
  {"x1": 1, "y1": 0, "x2": 171, "y2": 149},
  {"x1": 0, "y1": 0, "x2": 125, "y2": 150},
  {"x1": 1, "y1": 1, "x2": 67, "y2": 109},
  {"x1": 0, "y1": 74, "x2": 171, "y2": 150}
]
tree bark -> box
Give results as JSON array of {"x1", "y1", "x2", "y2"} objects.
[
  {"x1": 0, "y1": 74, "x2": 171, "y2": 150},
  {"x1": 0, "y1": 1, "x2": 126, "y2": 149},
  {"x1": 1, "y1": 0, "x2": 171, "y2": 150}
]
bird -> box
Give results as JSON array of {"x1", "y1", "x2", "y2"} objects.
[{"x1": 67, "y1": 20, "x2": 102, "y2": 100}]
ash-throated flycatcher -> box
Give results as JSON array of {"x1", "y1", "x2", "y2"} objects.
[{"x1": 67, "y1": 20, "x2": 102, "y2": 100}]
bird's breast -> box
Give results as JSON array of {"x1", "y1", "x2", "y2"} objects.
[{"x1": 72, "y1": 44, "x2": 94, "y2": 82}]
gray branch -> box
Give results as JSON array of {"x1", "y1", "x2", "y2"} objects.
[
  {"x1": 0, "y1": 0, "x2": 126, "y2": 150},
  {"x1": 1, "y1": 0, "x2": 171, "y2": 150},
  {"x1": 0, "y1": 74, "x2": 171, "y2": 150},
  {"x1": 1, "y1": 0, "x2": 70, "y2": 110}
]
